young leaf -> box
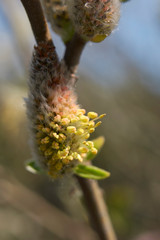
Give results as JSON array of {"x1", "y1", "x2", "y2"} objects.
[
  {"x1": 74, "y1": 164, "x2": 110, "y2": 180},
  {"x1": 25, "y1": 160, "x2": 42, "y2": 174},
  {"x1": 85, "y1": 136, "x2": 105, "y2": 161}
]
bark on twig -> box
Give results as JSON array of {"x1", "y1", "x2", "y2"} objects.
[
  {"x1": 64, "y1": 33, "x2": 86, "y2": 74},
  {"x1": 76, "y1": 176, "x2": 117, "y2": 240},
  {"x1": 20, "y1": 0, "x2": 52, "y2": 44}
]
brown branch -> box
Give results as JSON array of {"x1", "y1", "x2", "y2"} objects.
[
  {"x1": 76, "y1": 175, "x2": 117, "y2": 240},
  {"x1": 20, "y1": 0, "x2": 52, "y2": 44},
  {"x1": 20, "y1": 0, "x2": 86, "y2": 75},
  {"x1": 64, "y1": 33, "x2": 86, "y2": 74}
]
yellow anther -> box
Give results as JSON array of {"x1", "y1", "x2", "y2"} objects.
[
  {"x1": 42, "y1": 127, "x2": 50, "y2": 133},
  {"x1": 59, "y1": 133, "x2": 66, "y2": 142},
  {"x1": 85, "y1": 133, "x2": 90, "y2": 139},
  {"x1": 71, "y1": 152, "x2": 78, "y2": 159},
  {"x1": 92, "y1": 114, "x2": 106, "y2": 121},
  {"x1": 50, "y1": 122, "x2": 60, "y2": 131},
  {"x1": 55, "y1": 162, "x2": 63, "y2": 170},
  {"x1": 78, "y1": 147, "x2": 89, "y2": 153},
  {"x1": 86, "y1": 141, "x2": 94, "y2": 148},
  {"x1": 72, "y1": 152, "x2": 83, "y2": 162},
  {"x1": 67, "y1": 155, "x2": 74, "y2": 161},
  {"x1": 70, "y1": 117, "x2": 79, "y2": 123},
  {"x1": 77, "y1": 109, "x2": 86, "y2": 115},
  {"x1": 80, "y1": 122, "x2": 89, "y2": 127},
  {"x1": 67, "y1": 126, "x2": 76, "y2": 133},
  {"x1": 95, "y1": 121, "x2": 102, "y2": 128},
  {"x1": 91, "y1": 34, "x2": 106, "y2": 43},
  {"x1": 49, "y1": 122, "x2": 56, "y2": 128},
  {"x1": 52, "y1": 141, "x2": 59, "y2": 149},
  {"x1": 89, "y1": 128, "x2": 95, "y2": 133},
  {"x1": 80, "y1": 115, "x2": 89, "y2": 122},
  {"x1": 87, "y1": 112, "x2": 98, "y2": 119},
  {"x1": 99, "y1": 114, "x2": 106, "y2": 119},
  {"x1": 44, "y1": 148, "x2": 53, "y2": 156},
  {"x1": 62, "y1": 155, "x2": 74, "y2": 164},
  {"x1": 58, "y1": 149, "x2": 69, "y2": 158},
  {"x1": 52, "y1": 132, "x2": 59, "y2": 139},
  {"x1": 55, "y1": 124, "x2": 60, "y2": 131},
  {"x1": 54, "y1": 115, "x2": 61, "y2": 122},
  {"x1": 49, "y1": 131, "x2": 53, "y2": 137},
  {"x1": 76, "y1": 128, "x2": 84, "y2": 135},
  {"x1": 91, "y1": 147, "x2": 98, "y2": 155},
  {"x1": 77, "y1": 154, "x2": 83, "y2": 162},
  {"x1": 41, "y1": 136, "x2": 50, "y2": 144},
  {"x1": 61, "y1": 118, "x2": 70, "y2": 125},
  {"x1": 89, "y1": 121, "x2": 95, "y2": 127}
]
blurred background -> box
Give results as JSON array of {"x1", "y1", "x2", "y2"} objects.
[{"x1": 0, "y1": 0, "x2": 160, "y2": 239}]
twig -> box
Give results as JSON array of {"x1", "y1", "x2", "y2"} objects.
[
  {"x1": 64, "y1": 33, "x2": 86, "y2": 74},
  {"x1": 20, "y1": 0, "x2": 52, "y2": 44},
  {"x1": 76, "y1": 175, "x2": 117, "y2": 240}
]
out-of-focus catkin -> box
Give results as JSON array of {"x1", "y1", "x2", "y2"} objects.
[
  {"x1": 41, "y1": 0, "x2": 74, "y2": 43},
  {"x1": 67, "y1": 0, "x2": 121, "y2": 42}
]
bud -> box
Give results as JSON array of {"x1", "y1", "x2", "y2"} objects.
[
  {"x1": 67, "y1": 0, "x2": 121, "y2": 42},
  {"x1": 41, "y1": 0, "x2": 75, "y2": 43}
]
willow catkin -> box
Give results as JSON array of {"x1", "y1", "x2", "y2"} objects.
[
  {"x1": 26, "y1": 42, "x2": 105, "y2": 179},
  {"x1": 67, "y1": 0, "x2": 121, "y2": 42}
]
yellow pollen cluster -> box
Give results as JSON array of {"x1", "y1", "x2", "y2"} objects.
[{"x1": 35, "y1": 109, "x2": 105, "y2": 178}]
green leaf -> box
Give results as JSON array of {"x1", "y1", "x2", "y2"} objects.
[
  {"x1": 85, "y1": 136, "x2": 105, "y2": 161},
  {"x1": 25, "y1": 160, "x2": 42, "y2": 174},
  {"x1": 74, "y1": 164, "x2": 110, "y2": 180}
]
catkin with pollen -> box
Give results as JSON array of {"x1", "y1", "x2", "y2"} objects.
[{"x1": 26, "y1": 42, "x2": 105, "y2": 179}]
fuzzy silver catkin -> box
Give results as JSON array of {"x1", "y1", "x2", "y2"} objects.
[
  {"x1": 26, "y1": 42, "x2": 104, "y2": 179},
  {"x1": 67, "y1": 0, "x2": 121, "y2": 42}
]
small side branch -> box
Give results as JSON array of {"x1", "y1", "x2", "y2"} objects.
[
  {"x1": 76, "y1": 176, "x2": 117, "y2": 240},
  {"x1": 64, "y1": 33, "x2": 86, "y2": 74},
  {"x1": 20, "y1": 0, "x2": 52, "y2": 44}
]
